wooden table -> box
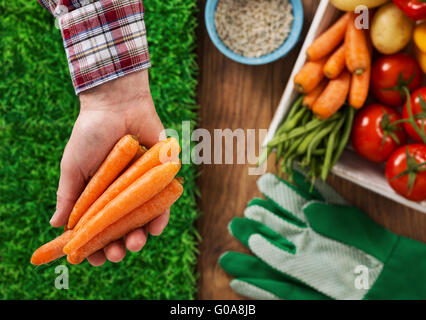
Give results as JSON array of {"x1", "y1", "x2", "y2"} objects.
[{"x1": 196, "y1": 0, "x2": 426, "y2": 300}]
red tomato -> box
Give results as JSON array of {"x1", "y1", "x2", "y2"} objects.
[
  {"x1": 402, "y1": 87, "x2": 426, "y2": 143},
  {"x1": 371, "y1": 53, "x2": 422, "y2": 107},
  {"x1": 385, "y1": 144, "x2": 426, "y2": 201},
  {"x1": 352, "y1": 104, "x2": 407, "y2": 163}
]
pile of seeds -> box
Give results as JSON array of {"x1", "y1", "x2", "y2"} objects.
[{"x1": 214, "y1": 0, "x2": 294, "y2": 58}]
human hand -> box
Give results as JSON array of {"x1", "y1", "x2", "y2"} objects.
[{"x1": 50, "y1": 70, "x2": 169, "y2": 266}]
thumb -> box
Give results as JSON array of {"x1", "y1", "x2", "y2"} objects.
[
  {"x1": 131, "y1": 100, "x2": 165, "y2": 148},
  {"x1": 50, "y1": 149, "x2": 85, "y2": 227}
]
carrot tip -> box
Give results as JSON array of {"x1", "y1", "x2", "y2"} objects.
[
  {"x1": 354, "y1": 69, "x2": 365, "y2": 75},
  {"x1": 63, "y1": 245, "x2": 71, "y2": 255},
  {"x1": 295, "y1": 83, "x2": 304, "y2": 93}
]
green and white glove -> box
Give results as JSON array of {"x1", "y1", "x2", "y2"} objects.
[{"x1": 219, "y1": 173, "x2": 426, "y2": 300}]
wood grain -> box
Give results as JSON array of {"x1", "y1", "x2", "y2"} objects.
[{"x1": 196, "y1": 0, "x2": 426, "y2": 300}]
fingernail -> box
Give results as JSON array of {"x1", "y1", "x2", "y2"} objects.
[
  {"x1": 50, "y1": 211, "x2": 58, "y2": 226},
  {"x1": 151, "y1": 224, "x2": 166, "y2": 236},
  {"x1": 149, "y1": 227, "x2": 161, "y2": 236}
]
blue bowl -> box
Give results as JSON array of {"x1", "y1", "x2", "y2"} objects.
[{"x1": 205, "y1": 0, "x2": 304, "y2": 65}]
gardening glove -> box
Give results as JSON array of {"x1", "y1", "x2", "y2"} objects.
[{"x1": 220, "y1": 172, "x2": 426, "y2": 300}]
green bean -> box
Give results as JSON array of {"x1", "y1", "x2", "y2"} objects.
[
  {"x1": 331, "y1": 106, "x2": 356, "y2": 167},
  {"x1": 300, "y1": 152, "x2": 313, "y2": 169},
  {"x1": 270, "y1": 111, "x2": 341, "y2": 147},
  {"x1": 276, "y1": 108, "x2": 307, "y2": 136},
  {"x1": 301, "y1": 109, "x2": 312, "y2": 125},
  {"x1": 297, "y1": 122, "x2": 327, "y2": 155},
  {"x1": 306, "y1": 120, "x2": 337, "y2": 164},
  {"x1": 277, "y1": 141, "x2": 289, "y2": 165},
  {"x1": 276, "y1": 97, "x2": 305, "y2": 134},
  {"x1": 312, "y1": 148, "x2": 326, "y2": 155},
  {"x1": 287, "y1": 96, "x2": 304, "y2": 120},
  {"x1": 309, "y1": 156, "x2": 318, "y2": 185},
  {"x1": 288, "y1": 135, "x2": 306, "y2": 157},
  {"x1": 276, "y1": 143, "x2": 284, "y2": 164},
  {"x1": 278, "y1": 157, "x2": 286, "y2": 177},
  {"x1": 269, "y1": 118, "x2": 325, "y2": 146},
  {"x1": 257, "y1": 146, "x2": 272, "y2": 166},
  {"x1": 281, "y1": 135, "x2": 305, "y2": 175},
  {"x1": 315, "y1": 156, "x2": 324, "y2": 178},
  {"x1": 321, "y1": 115, "x2": 346, "y2": 180},
  {"x1": 286, "y1": 154, "x2": 296, "y2": 181}
]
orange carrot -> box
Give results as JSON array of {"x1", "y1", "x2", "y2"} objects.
[
  {"x1": 67, "y1": 135, "x2": 139, "y2": 229},
  {"x1": 323, "y1": 44, "x2": 346, "y2": 79},
  {"x1": 294, "y1": 57, "x2": 327, "y2": 93},
  {"x1": 303, "y1": 79, "x2": 328, "y2": 109},
  {"x1": 345, "y1": 13, "x2": 371, "y2": 75},
  {"x1": 349, "y1": 66, "x2": 371, "y2": 109},
  {"x1": 313, "y1": 69, "x2": 351, "y2": 119},
  {"x1": 67, "y1": 179, "x2": 183, "y2": 264},
  {"x1": 73, "y1": 138, "x2": 180, "y2": 233},
  {"x1": 63, "y1": 161, "x2": 181, "y2": 254},
  {"x1": 126, "y1": 145, "x2": 146, "y2": 168},
  {"x1": 306, "y1": 12, "x2": 350, "y2": 61},
  {"x1": 31, "y1": 230, "x2": 73, "y2": 265}
]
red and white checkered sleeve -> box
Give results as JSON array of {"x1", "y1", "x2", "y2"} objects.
[{"x1": 38, "y1": 0, "x2": 151, "y2": 94}]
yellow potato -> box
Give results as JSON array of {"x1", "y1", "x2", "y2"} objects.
[
  {"x1": 414, "y1": 22, "x2": 426, "y2": 53},
  {"x1": 330, "y1": 0, "x2": 389, "y2": 11},
  {"x1": 414, "y1": 47, "x2": 426, "y2": 74},
  {"x1": 371, "y1": 2, "x2": 414, "y2": 55}
]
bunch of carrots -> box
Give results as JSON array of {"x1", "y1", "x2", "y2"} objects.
[
  {"x1": 31, "y1": 135, "x2": 182, "y2": 265},
  {"x1": 295, "y1": 11, "x2": 371, "y2": 119}
]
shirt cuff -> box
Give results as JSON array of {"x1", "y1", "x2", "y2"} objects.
[{"x1": 57, "y1": 0, "x2": 151, "y2": 94}]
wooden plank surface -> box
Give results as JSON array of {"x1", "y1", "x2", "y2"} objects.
[{"x1": 196, "y1": 0, "x2": 426, "y2": 300}]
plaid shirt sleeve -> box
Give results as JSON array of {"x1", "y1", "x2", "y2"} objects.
[{"x1": 38, "y1": 0, "x2": 151, "y2": 94}]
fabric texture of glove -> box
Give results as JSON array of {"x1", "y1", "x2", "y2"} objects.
[{"x1": 220, "y1": 172, "x2": 426, "y2": 300}]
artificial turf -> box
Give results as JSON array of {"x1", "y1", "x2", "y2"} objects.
[{"x1": 0, "y1": 0, "x2": 200, "y2": 299}]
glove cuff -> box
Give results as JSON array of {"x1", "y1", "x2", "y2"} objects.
[{"x1": 366, "y1": 236, "x2": 426, "y2": 300}]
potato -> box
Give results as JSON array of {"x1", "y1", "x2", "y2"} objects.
[
  {"x1": 330, "y1": 0, "x2": 389, "y2": 11},
  {"x1": 415, "y1": 47, "x2": 426, "y2": 74},
  {"x1": 414, "y1": 22, "x2": 426, "y2": 53},
  {"x1": 371, "y1": 2, "x2": 414, "y2": 55}
]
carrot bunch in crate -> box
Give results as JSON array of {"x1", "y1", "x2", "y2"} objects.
[
  {"x1": 265, "y1": 12, "x2": 372, "y2": 182},
  {"x1": 297, "y1": 11, "x2": 371, "y2": 116},
  {"x1": 31, "y1": 135, "x2": 183, "y2": 265}
]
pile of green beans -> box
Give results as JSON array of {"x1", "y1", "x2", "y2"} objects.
[{"x1": 266, "y1": 96, "x2": 355, "y2": 182}]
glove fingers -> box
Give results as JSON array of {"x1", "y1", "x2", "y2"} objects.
[
  {"x1": 250, "y1": 231, "x2": 383, "y2": 300},
  {"x1": 257, "y1": 173, "x2": 309, "y2": 222},
  {"x1": 231, "y1": 278, "x2": 331, "y2": 300},
  {"x1": 229, "y1": 218, "x2": 295, "y2": 253},
  {"x1": 244, "y1": 205, "x2": 306, "y2": 240},
  {"x1": 219, "y1": 251, "x2": 288, "y2": 281},
  {"x1": 247, "y1": 198, "x2": 307, "y2": 228},
  {"x1": 230, "y1": 279, "x2": 281, "y2": 300},
  {"x1": 220, "y1": 251, "x2": 330, "y2": 300}
]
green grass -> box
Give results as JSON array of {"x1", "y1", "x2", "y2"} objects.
[{"x1": 0, "y1": 0, "x2": 199, "y2": 299}]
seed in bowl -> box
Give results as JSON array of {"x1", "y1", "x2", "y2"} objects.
[{"x1": 214, "y1": 0, "x2": 294, "y2": 58}]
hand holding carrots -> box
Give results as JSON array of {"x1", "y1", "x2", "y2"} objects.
[
  {"x1": 31, "y1": 135, "x2": 183, "y2": 266},
  {"x1": 46, "y1": 70, "x2": 173, "y2": 266}
]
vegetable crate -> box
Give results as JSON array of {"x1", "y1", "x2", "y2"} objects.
[{"x1": 265, "y1": 0, "x2": 426, "y2": 214}]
